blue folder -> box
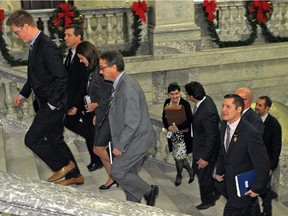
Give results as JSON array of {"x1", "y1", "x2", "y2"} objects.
[{"x1": 235, "y1": 169, "x2": 256, "y2": 197}]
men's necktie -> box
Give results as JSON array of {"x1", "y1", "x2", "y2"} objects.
[
  {"x1": 98, "y1": 87, "x2": 115, "y2": 128},
  {"x1": 225, "y1": 125, "x2": 231, "y2": 152},
  {"x1": 66, "y1": 50, "x2": 73, "y2": 67},
  {"x1": 29, "y1": 44, "x2": 33, "y2": 57},
  {"x1": 193, "y1": 105, "x2": 197, "y2": 114}
]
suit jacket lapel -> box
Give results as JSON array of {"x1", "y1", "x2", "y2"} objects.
[
  {"x1": 220, "y1": 121, "x2": 228, "y2": 156},
  {"x1": 28, "y1": 32, "x2": 42, "y2": 73},
  {"x1": 112, "y1": 72, "x2": 126, "y2": 107},
  {"x1": 193, "y1": 98, "x2": 205, "y2": 122}
]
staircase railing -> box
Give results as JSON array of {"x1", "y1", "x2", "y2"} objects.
[
  {"x1": 0, "y1": 171, "x2": 184, "y2": 216},
  {"x1": 0, "y1": 64, "x2": 172, "y2": 166}
]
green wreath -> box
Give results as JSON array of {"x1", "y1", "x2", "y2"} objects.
[{"x1": 48, "y1": 3, "x2": 83, "y2": 40}]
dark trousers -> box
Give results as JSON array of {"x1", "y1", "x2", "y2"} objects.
[
  {"x1": 64, "y1": 112, "x2": 102, "y2": 165},
  {"x1": 224, "y1": 197, "x2": 260, "y2": 216},
  {"x1": 25, "y1": 105, "x2": 80, "y2": 178},
  {"x1": 259, "y1": 175, "x2": 273, "y2": 216},
  {"x1": 192, "y1": 158, "x2": 216, "y2": 204}
]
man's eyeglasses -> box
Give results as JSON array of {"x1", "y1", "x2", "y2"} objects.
[
  {"x1": 99, "y1": 65, "x2": 110, "y2": 71},
  {"x1": 13, "y1": 26, "x2": 23, "y2": 36}
]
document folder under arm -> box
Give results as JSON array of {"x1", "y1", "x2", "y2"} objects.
[{"x1": 235, "y1": 169, "x2": 256, "y2": 197}]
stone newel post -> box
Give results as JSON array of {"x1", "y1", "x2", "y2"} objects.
[{"x1": 148, "y1": 0, "x2": 201, "y2": 55}]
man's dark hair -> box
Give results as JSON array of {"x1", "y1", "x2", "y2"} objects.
[
  {"x1": 258, "y1": 96, "x2": 272, "y2": 108},
  {"x1": 99, "y1": 50, "x2": 125, "y2": 72},
  {"x1": 168, "y1": 82, "x2": 180, "y2": 93},
  {"x1": 66, "y1": 24, "x2": 84, "y2": 40},
  {"x1": 184, "y1": 81, "x2": 206, "y2": 100},
  {"x1": 224, "y1": 94, "x2": 244, "y2": 114}
]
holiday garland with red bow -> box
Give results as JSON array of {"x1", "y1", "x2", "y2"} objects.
[
  {"x1": 48, "y1": 3, "x2": 83, "y2": 40},
  {"x1": 0, "y1": 9, "x2": 4, "y2": 31},
  {"x1": 247, "y1": 0, "x2": 273, "y2": 24},
  {"x1": 122, "y1": 0, "x2": 148, "y2": 56},
  {"x1": 203, "y1": 0, "x2": 288, "y2": 48}
]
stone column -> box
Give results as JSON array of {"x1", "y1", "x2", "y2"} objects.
[{"x1": 148, "y1": 0, "x2": 201, "y2": 55}]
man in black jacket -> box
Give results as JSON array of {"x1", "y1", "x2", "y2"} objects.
[
  {"x1": 255, "y1": 96, "x2": 282, "y2": 216},
  {"x1": 235, "y1": 87, "x2": 264, "y2": 135},
  {"x1": 216, "y1": 94, "x2": 270, "y2": 216},
  {"x1": 63, "y1": 24, "x2": 103, "y2": 175},
  {"x1": 7, "y1": 9, "x2": 82, "y2": 185},
  {"x1": 185, "y1": 81, "x2": 221, "y2": 210}
]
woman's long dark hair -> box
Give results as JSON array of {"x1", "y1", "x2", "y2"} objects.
[{"x1": 76, "y1": 41, "x2": 99, "y2": 71}]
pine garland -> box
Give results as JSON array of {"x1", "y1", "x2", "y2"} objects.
[
  {"x1": 0, "y1": 30, "x2": 27, "y2": 66},
  {"x1": 203, "y1": 0, "x2": 288, "y2": 48},
  {"x1": 121, "y1": 12, "x2": 143, "y2": 56}
]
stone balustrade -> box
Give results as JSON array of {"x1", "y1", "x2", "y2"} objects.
[
  {"x1": 195, "y1": 1, "x2": 288, "y2": 48},
  {"x1": 2, "y1": 6, "x2": 150, "y2": 58},
  {"x1": 0, "y1": 65, "x2": 171, "y2": 164}
]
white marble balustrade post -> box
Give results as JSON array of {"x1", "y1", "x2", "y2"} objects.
[
  {"x1": 106, "y1": 14, "x2": 115, "y2": 44},
  {"x1": 115, "y1": 12, "x2": 124, "y2": 44},
  {"x1": 2, "y1": 78, "x2": 17, "y2": 119},
  {"x1": 95, "y1": 14, "x2": 104, "y2": 45},
  {"x1": 40, "y1": 16, "x2": 50, "y2": 36},
  {"x1": 85, "y1": 15, "x2": 94, "y2": 43},
  {"x1": 21, "y1": 100, "x2": 30, "y2": 119}
]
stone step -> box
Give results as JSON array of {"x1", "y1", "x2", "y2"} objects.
[
  {"x1": 3, "y1": 131, "x2": 39, "y2": 179},
  {"x1": 1, "y1": 123, "x2": 288, "y2": 215}
]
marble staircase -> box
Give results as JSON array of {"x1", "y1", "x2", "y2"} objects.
[{"x1": 1, "y1": 118, "x2": 288, "y2": 216}]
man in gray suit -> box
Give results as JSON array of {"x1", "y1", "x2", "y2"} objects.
[{"x1": 99, "y1": 50, "x2": 159, "y2": 206}]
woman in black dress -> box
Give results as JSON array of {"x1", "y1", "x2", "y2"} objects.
[
  {"x1": 162, "y1": 82, "x2": 194, "y2": 186},
  {"x1": 76, "y1": 41, "x2": 117, "y2": 190}
]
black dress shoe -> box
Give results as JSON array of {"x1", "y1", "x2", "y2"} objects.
[
  {"x1": 144, "y1": 185, "x2": 159, "y2": 206},
  {"x1": 270, "y1": 190, "x2": 278, "y2": 199},
  {"x1": 87, "y1": 162, "x2": 103, "y2": 172},
  {"x1": 99, "y1": 181, "x2": 119, "y2": 190},
  {"x1": 214, "y1": 191, "x2": 221, "y2": 201},
  {"x1": 196, "y1": 202, "x2": 215, "y2": 210}
]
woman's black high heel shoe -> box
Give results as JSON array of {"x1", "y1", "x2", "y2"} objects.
[
  {"x1": 175, "y1": 174, "x2": 182, "y2": 186},
  {"x1": 99, "y1": 181, "x2": 119, "y2": 190},
  {"x1": 188, "y1": 169, "x2": 194, "y2": 184}
]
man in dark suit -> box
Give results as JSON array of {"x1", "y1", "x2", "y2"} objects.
[
  {"x1": 63, "y1": 24, "x2": 103, "y2": 174},
  {"x1": 255, "y1": 96, "x2": 282, "y2": 216},
  {"x1": 216, "y1": 94, "x2": 270, "y2": 216},
  {"x1": 185, "y1": 81, "x2": 221, "y2": 210},
  {"x1": 235, "y1": 87, "x2": 264, "y2": 135},
  {"x1": 7, "y1": 9, "x2": 82, "y2": 185},
  {"x1": 99, "y1": 50, "x2": 159, "y2": 206}
]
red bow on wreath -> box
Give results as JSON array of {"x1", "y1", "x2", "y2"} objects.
[
  {"x1": 132, "y1": 1, "x2": 148, "y2": 23},
  {"x1": 203, "y1": 0, "x2": 217, "y2": 22},
  {"x1": 253, "y1": 0, "x2": 272, "y2": 24},
  {"x1": 0, "y1": 9, "x2": 5, "y2": 31},
  {"x1": 58, "y1": 3, "x2": 74, "y2": 28}
]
